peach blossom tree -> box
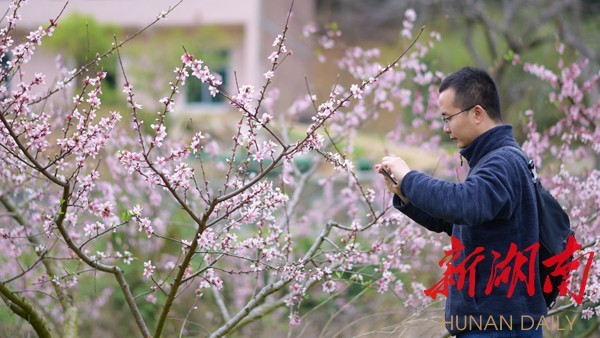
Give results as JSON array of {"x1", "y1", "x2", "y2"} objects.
[{"x1": 0, "y1": 1, "x2": 597, "y2": 337}]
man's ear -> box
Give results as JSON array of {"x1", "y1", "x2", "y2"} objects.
[{"x1": 473, "y1": 105, "x2": 486, "y2": 123}]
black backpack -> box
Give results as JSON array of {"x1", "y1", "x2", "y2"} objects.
[{"x1": 471, "y1": 146, "x2": 573, "y2": 308}]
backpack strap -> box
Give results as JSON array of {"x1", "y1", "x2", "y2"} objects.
[
  {"x1": 501, "y1": 146, "x2": 538, "y2": 182},
  {"x1": 469, "y1": 146, "x2": 538, "y2": 183}
]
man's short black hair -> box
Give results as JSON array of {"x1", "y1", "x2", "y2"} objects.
[{"x1": 439, "y1": 67, "x2": 502, "y2": 122}]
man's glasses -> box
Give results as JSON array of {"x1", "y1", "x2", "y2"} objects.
[{"x1": 441, "y1": 105, "x2": 477, "y2": 125}]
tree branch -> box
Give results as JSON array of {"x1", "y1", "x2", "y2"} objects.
[
  {"x1": 216, "y1": 150, "x2": 288, "y2": 203},
  {"x1": 0, "y1": 193, "x2": 79, "y2": 337},
  {"x1": 209, "y1": 222, "x2": 334, "y2": 337},
  {"x1": 0, "y1": 282, "x2": 52, "y2": 338},
  {"x1": 555, "y1": 13, "x2": 598, "y2": 63},
  {"x1": 0, "y1": 113, "x2": 67, "y2": 187},
  {"x1": 523, "y1": 0, "x2": 573, "y2": 38},
  {"x1": 212, "y1": 287, "x2": 231, "y2": 322},
  {"x1": 209, "y1": 279, "x2": 288, "y2": 338},
  {"x1": 153, "y1": 200, "x2": 217, "y2": 338},
  {"x1": 52, "y1": 186, "x2": 151, "y2": 337}
]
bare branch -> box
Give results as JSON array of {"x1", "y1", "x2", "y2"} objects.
[
  {"x1": 210, "y1": 222, "x2": 334, "y2": 337},
  {"x1": 523, "y1": 0, "x2": 573, "y2": 38},
  {"x1": 0, "y1": 282, "x2": 52, "y2": 338},
  {"x1": 212, "y1": 287, "x2": 231, "y2": 322},
  {"x1": 51, "y1": 186, "x2": 151, "y2": 337}
]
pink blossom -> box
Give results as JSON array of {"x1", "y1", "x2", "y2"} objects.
[
  {"x1": 272, "y1": 34, "x2": 284, "y2": 47},
  {"x1": 289, "y1": 313, "x2": 301, "y2": 327},
  {"x1": 145, "y1": 294, "x2": 157, "y2": 304},
  {"x1": 100, "y1": 202, "x2": 113, "y2": 218},
  {"x1": 122, "y1": 82, "x2": 133, "y2": 95},
  {"x1": 208, "y1": 86, "x2": 219, "y2": 97},
  {"x1": 150, "y1": 124, "x2": 167, "y2": 147},
  {"x1": 138, "y1": 217, "x2": 154, "y2": 238},
  {"x1": 405, "y1": 8, "x2": 417, "y2": 22},
  {"x1": 143, "y1": 260, "x2": 155, "y2": 279},
  {"x1": 322, "y1": 280, "x2": 336, "y2": 293},
  {"x1": 122, "y1": 251, "x2": 134, "y2": 265},
  {"x1": 181, "y1": 52, "x2": 194, "y2": 67},
  {"x1": 350, "y1": 84, "x2": 363, "y2": 99},
  {"x1": 84, "y1": 222, "x2": 105, "y2": 237},
  {"x1": 233, "y1": 85, "x2": 255, "y2": 110},
  {"x1": 197, "y1": 228, "x2": 217, "y2": 250},
  {"x1": 263, "y1": 70, "x2": 274, "y2": 79},
  {"x1": 523, "y1": 62, "x2": 558, "y2": 87},
  {"x1": 302, "y1": 23, "x2": 317, "y2": 37},
  {"x1": 267, "y1": 52, "x2": 279, "y2": 63},
  {"x1": 166, "y1": 163, "x2": 194, "y2": 190},
  {"x1": 581, "y1": 308, "x2": 594, "y2": 320},
  {"x1": 130, "y1": 205, "x2": 143, "y2": 217},
  {"x1": 190, "y1": 131, "x2": 205, "y2": 153}
]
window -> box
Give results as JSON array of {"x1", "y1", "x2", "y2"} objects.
[
  {"x1": 186, "y1": 49, "x2": 229, "y2": 105},
  {"x1": 1, "y1": 53, "x2": 10, "y2": 95}
]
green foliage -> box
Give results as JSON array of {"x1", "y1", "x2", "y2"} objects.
[
  {"x1": 121, "y1": 210, "x2": 133, "y2": 222},
  {"x1": 44, "y1": 13, "x2": 122, "y2": 104},
  {"x1": 0, "y1": 307, "x2": 29, "y2": 337},
  {"x1": 122, "y1": 26, "x2": 237, "y2": 109},
  {"x1": 125, "y1": 26, "x2": 234, "y2": 70},
  {"x1": 46, "y1": 13, "x2": 120, "y2": 68}
]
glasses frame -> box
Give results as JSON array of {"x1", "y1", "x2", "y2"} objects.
[{"x1": 441, "y1": 104, "x2": 477, "y2": 125}]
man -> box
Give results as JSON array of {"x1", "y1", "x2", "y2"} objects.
[{"x1": 378, "y1": 67, "x2": 547, "y2": 337}]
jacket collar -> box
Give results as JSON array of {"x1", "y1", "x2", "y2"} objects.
[{"x1": 459, "y1": 124, "x2": 520, "y2": 168}]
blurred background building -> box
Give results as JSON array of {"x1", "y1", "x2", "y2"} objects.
[
  {"x1": 10, "y1": 0, "x2": 598, "y2": 133},
  {"x1": 15, "y1": 0, "x2": 315, "y2": 115}
]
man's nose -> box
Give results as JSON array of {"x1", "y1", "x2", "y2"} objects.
[{"x1": 443, "y1": 124, "x2": 451, "y2": 134}]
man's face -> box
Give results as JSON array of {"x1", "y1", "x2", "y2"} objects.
[{"x1": 439, "y1": 88, "x2": 478, "y2": 148}]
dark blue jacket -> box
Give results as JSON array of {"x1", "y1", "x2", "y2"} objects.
[{"x1": 394, "y1": 125, "x2": 547, "y2": 335}]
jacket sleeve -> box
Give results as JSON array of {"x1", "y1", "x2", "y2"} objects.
[
  {"x1": 393, "y1": 194, "x2": 453, "y2": 235},
  {"x1": 399, "y1": 154, "x2": 518, "y2": 227}
]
